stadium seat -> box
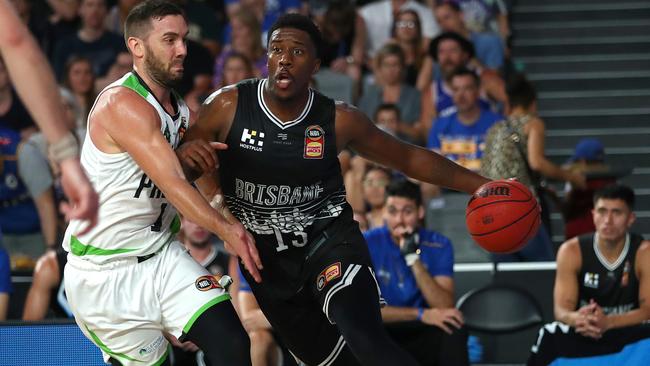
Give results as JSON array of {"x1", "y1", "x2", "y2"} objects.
[{"x1": 457, "y1": 284, "x2": 544, "y2": 333}]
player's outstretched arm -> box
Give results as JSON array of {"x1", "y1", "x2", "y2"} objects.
[
  {"x1": 0, "y1": 2, "x2": 99, "y2": 228},
  {"x1": 94, "y1": 89, "x2": 262, "y2": 282},
  {"x1": 335, "y1": 103, "x2": 490, "y2": 194}
]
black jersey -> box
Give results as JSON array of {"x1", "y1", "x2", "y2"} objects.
[
  {"x1": 577, "y1": 232, "x2": 643, "y2": 315},
  {"x1": 219, "y1": 79, "x2": 352, "y2": 298}
]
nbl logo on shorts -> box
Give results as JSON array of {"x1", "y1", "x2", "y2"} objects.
[
  {"x1": 195, "y1": 275, "x2": 222, "y2": 291},
  {"x1": 316, "y1": 262, "x2": 342, "y2": 291}
]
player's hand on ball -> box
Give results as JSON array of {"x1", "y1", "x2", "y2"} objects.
[
  {"x1": 223, "y1": 222, "x2": 263, "y2": 283},
  {"x1": 177, "y1": 140, "x2": 227, "y2": 175},
  {"x1": 421, "y1": 308, "x2": 464, "y2": 334}
]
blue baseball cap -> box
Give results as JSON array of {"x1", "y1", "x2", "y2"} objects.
[{"x1": 569, "y1": 138, "x2": 605, "y2": 162}]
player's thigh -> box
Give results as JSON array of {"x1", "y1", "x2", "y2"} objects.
[
  {"x1": 156, "y1": 241, "x2": 233, "y2": 338},
  {"x1": 245, "y1": 286, "x2": 347, "y2": 366},
  {"x1": 64, "y1": 257, "x2": 169, "y2": 365}
]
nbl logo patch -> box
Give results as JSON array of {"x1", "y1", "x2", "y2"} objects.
[
  {"x1": 195, "y1": 275, "x2": 223, "y2": 291},
  {"x1": 304, "y1": 125, "x2": 324, "y2": 159},
  {"x1": 317, "y1": 262, "x2": 342, "y2": 291}
]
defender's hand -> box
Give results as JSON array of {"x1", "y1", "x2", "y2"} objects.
[
  {"x1": 177, "y1": 140, "x2": 227, "y2": 175},
  {"x1": 222, "y1": 222, "x2": 263, "y2": 283}
]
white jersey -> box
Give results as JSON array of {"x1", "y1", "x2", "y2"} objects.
[{"x1": 63, "y1": 72, "x2": 190, "y2": 264}]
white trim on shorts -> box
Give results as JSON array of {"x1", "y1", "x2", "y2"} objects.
[
  {"x1": 322, "y1": 264, "x2": 362, "y2": 323},
  {"x1": 317, "y1": 335, "x2": 347, "y2": 366}
]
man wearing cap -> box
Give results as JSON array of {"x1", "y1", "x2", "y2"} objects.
[
  {"x1": 418, "y1": 31, "x2": 506, "y2": 134},
  {"x1": 562, "y1": 138, "x2": 625, "y2": 239}
]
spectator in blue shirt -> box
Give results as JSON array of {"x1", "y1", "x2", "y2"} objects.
[
  {"x1": 427, "y1": 68, "x2": 503, "y2": 172},
  {"x1": 364, "y1": 179, "x2": 469, "y2": 366}
]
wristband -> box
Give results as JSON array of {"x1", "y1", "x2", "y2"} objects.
[
  {"x1": 404, "y1": 250, "x2": 420, "y2": 266},
  {"x1": 48, "y1": 131, "x2": 80, "y2": 163},
  {"x1": 417, "y1": 307, "x2": 424, "y2": 321}
]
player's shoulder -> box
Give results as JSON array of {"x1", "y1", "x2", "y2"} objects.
[
  {"x1": 203, "y1": 84, "x2": 240, "y2": 111},
  {"x1": 557, "y1": 236, "x2": 582, "y2": 266},
  {"x1": 635, "y1": 236, "x2": 650, "y2": 260}
]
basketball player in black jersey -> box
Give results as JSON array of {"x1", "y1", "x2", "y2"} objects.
[
  {"x1": 180, "y1": 13, "x2": 490, "y2": 365},
  {"x1": 528, "y1": 185, "x2": 650, "y2": 365}
]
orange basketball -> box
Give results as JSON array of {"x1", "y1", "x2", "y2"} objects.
[{"x1": 466, "y1": 180, "x2": 541, "y2": 254}]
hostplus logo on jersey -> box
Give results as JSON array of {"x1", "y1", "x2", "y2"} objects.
[
  {"x1": 240, "y1": 128, "x2": 264, "y2": 152},
  {"x1": 584, "y1": 272, "x2": 599, "y2": 288}
]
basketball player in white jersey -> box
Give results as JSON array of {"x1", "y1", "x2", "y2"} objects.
[{"x1": 62, "y1": 1, "x2": 260, "y2": 365}]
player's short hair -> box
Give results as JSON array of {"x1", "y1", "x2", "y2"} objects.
[
  {"x1": 450, "y1": 67, "x2": 480, "y2": 87},
  {"x1": 386, "y1": 179, "x2": 422, "y2": 207},
  {"x1": 124, "y1": 0, "x2": 186, "y2": 43},
  {"x1": 374, "y1": 103, "x2": 401, "y2": 120},
  {"x1": 594, "y1": 184, "x2": 635, "y2": 210},
  {"x1": 267, "y1": 13, "x2": 323, "y2": 59},
  {"x1": 506, "y1": 73, "x2": 537, "y2": 109}
]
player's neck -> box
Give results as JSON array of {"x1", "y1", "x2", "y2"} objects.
[
  {"x1": 596, "y1": 233, "x2": 627, "y2": 261},
  {"x1": 262, "y1": 84, "x2": 310, "y2": 123},
  {"x1": 133, "y1": 67, "x2": 172, "y2": 106}
]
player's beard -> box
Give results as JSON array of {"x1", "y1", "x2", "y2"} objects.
[{"x1": 143, "y1": 45, "x2": 183, "y2": 88}]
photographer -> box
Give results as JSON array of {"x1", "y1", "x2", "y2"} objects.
[{"x1": 364, "y1": 179, "x2": 469, "y2": 366}]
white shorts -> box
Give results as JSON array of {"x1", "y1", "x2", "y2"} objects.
[{"x1": 64, "y1": 241, "x2": 231, "y2": 365}]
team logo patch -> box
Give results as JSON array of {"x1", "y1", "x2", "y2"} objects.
[
  {"x1": 303, "y1": 125, "x2": 324, "y2": 159},
  {"x1": 240, "y1": 128, "x2": 265, "y2": 152},
  {"x1": 195, "y1": 275, "x2": 223, "y2": 291},
  {"x1": 583, "y1": 272, "x2": 599, "y2": 289},
  {"x1": 316, "y1": 262, "x2": 342, "y2": 291},
  {"x1": 178, "y1": 117, "x2": 188, "y2": 141},
  {"x1": 622, "y1": 261, "x2": 630, "y2": 287}
]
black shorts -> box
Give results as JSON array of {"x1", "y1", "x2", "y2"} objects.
[{"x1": 240, "y1": 226, "x2": 381, "y2": 365}]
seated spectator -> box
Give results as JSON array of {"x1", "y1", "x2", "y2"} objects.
[
  {"x1": 562, "y1": 138, "x2": 622, "y2": 240},
  {"x1": 95, "y1": 50, "x2": 133, "y2": 92},
  {"x1": 224, "y1": 0, "x2": 301, "y2": 48},
  {"x1": 40, "y1": 0, "x2": 81, "y2": 59},
  {"x1": 374, "y1": 103, "x2": 420, "y2": 145},
  {"x1": 427, "y1": 68, "x2": 503, "y2": 172},
  {"x1": 216, "y1": 52, "x2": 255, "y2": 90},
  {"x1": 212, "y1": 8, "x2": 267, "y2": 90},
  {"x1": 0, "y1": 238, "x2": 10, "y2": 321},
  {"x1": 104, "y1": 0, "x2": 141, "y2": 35},
  {"x1": 177, "y1": 39, "x2": 214, "y2": 112},
  {"x1": 51, "y1": 0, "x2": 126, "y2": 80},
  {"x1": 389, "y1": 9, "x2": 427, "y2": 86},
  {"x1": 238, "y1": 270, "x2": 297, "y2": 366},
  {"x1": 345, "y1": 159, "x2": 393, "y2": 230},
  {"x1": 439, "y1": 0, "x2": 510, "y2": 43},
  {"x1": 359, "y1": 44, "x2": 422, "y2": 143},
  {"x1": 364, "y1": 179, "x2": 469, "y2": 366},
  {"x1": 359, "y1": 0, "x2": 439, "y2": 61},
  {"x1": 481, "y1": 74, "x2": 585, "y2": 262},
  {"x1": 177, "y1": 0, "x2": 223, "y2": 58},
  {"x1": 417, "y1": 31, "x2": 506, "y2": 135},
  {"x1": 318, "y1": 0, "x2": 364, "y2": 87},
  {"x1": 528, "y1": 185, "x2": 650, "y2": 365},
  {"x1": 0, "y1": 56, "x2": 37, "y2": 137},
  {"x1": 433, "y1": 1, "x2": 504, "y2": 70},
  {"x1": 173, "y1": 217, "x2": 244, "y2": 366},
  {"x1": 61, "y1": 55, "x2": 96, "y2": 123},
  {"x1": 22, "y1": 246, "x2": 72, "y2": 320}
]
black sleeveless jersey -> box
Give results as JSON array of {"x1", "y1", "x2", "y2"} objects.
[
  {"x1": 219, "y1": 79, "x2": 352, "y2": 297},
  {"x1": 577, "y1": 232, "x2": 643, "y2": 315}
]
